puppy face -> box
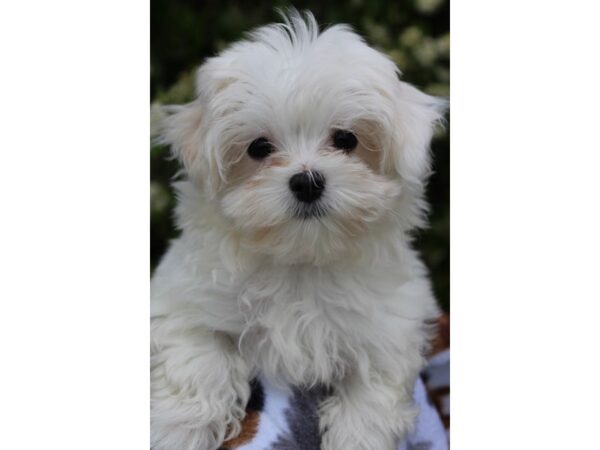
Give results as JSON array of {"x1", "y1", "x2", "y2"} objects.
[{"x1": 163, "y1": 13, "x2": 445, "y2": 264}]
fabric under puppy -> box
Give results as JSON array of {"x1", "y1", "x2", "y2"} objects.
[
  {"x1": 217, "y1": 370, "x2": 448, "y2": 450},
  {"x1": 151, "y1": 10, "x2": 446, "y2": 450}
]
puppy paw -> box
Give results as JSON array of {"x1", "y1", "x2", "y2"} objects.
[
  {"x1": 151, "y1": 321, "x2": 252, "y2": 450},
  {"x1": 319, "y1": 393, "x2": 413, "y2": 450},
  {"x1": 151, "y1": 394, "x2": 247, "y2": 450},
  {"x1": 151, "y1": 347, "x2": 250, "y2": 450}
]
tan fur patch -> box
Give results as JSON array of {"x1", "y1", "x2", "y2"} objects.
[
  {"x1": 340, "y1": 214, "x2": 368, "y2": 236},
  {"x1": 252, "y1": 226, "x2": 274, "y2": 244},
  {"x1": 354, "y1": 144, "x2": 382, "y2": 173},
  {"x1": 227, "y1": 152, "x2": 289, "y2": 191},
  {"x1": 228, "y1": 155, "x2": 258, "y2": 185},
  {"x1": 221, "y1": 410, "x2": 260, "y2": 449},
  {"x1": 353, "y1": 120, "x2": 384, "y2": 173},
  {"x1": 244, "y1": 178, "x2": 263, "y2": 189},
  {"x1": 266, "y1": 155, "x2": 289, "y2": 168}
]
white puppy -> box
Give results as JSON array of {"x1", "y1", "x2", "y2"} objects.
[{"x1": 151, "y1": 10, "x2": 446, "y2": 450}]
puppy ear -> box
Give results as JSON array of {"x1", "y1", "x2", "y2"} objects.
[
  {"x1": 154, "y1": 100, "x2": 204, "y2": 176},
  {"x1": 390, "y1": 81, "x2": 447, "y2": 184},
  {"x1": 153, "y1": 58, "x2": 235, "y2": 195}
]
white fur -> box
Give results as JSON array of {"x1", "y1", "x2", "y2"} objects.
[{"x1": 151, "y1": 10, "x2": 446, "y2": 450}]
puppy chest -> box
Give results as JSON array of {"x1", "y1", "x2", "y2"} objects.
[{"x1": 237, "y1": 301, "x2": 364, "y2": 386}]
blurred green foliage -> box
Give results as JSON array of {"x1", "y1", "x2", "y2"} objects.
[{"x1": 151, "y1": 0, "x2": 449, "y2": 312}]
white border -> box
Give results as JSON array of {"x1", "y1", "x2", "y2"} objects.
[
  {"x1": 0, "y1": 0, "x2": 149, "y2": 448},
  {"x1": 452, "y1": 0, "x2": 600, "y2": 448}
]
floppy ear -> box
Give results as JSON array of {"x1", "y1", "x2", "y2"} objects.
[
  {"x1": 390, "y1": 81, "x2": 447, "y2": 185},
  {"x1": 153, "y1": 58, "x2": 236, "y2": 195},
  {"x1": 156, "y1": 100, "x2": 205, "y2": 178}
]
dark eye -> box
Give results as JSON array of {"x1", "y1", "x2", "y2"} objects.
[
  {"x1": 247, "y1": 137, "x2": 274, "y2": 160},
  {"x1": 332, "y1": 129, "x2": 358, "y2": 152}
]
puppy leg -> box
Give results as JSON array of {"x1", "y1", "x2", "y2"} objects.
[
  {"x1": 319, "y1": 372, "x2": 416, "y2": 450},
  {"x1": 151, "y1": 316, "x2": 250, "y2": 450}
]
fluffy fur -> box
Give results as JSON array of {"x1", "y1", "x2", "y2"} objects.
[{"x1": 151, "y1": 10, "x2": 446, "y2": 450}]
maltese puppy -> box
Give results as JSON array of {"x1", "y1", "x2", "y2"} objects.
[{"x1": 151, "y1": 10, "x2": 446, "y2": 450}]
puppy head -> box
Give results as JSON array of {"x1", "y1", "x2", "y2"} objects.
[{"x1": 161, "y1": 11, "x2": 446, "y2": 265}]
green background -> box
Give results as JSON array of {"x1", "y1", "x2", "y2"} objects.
[{"x1": 151, "y1": 0, "x2": 449, "y2": 312}]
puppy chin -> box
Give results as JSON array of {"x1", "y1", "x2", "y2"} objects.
[{"x1": 238, "y1": 220, "x2": 364, "y2": 265}]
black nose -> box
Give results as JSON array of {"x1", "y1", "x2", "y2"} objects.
[{"x1": 289, "y1": 171, "x2": 326, "y2": 203}]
